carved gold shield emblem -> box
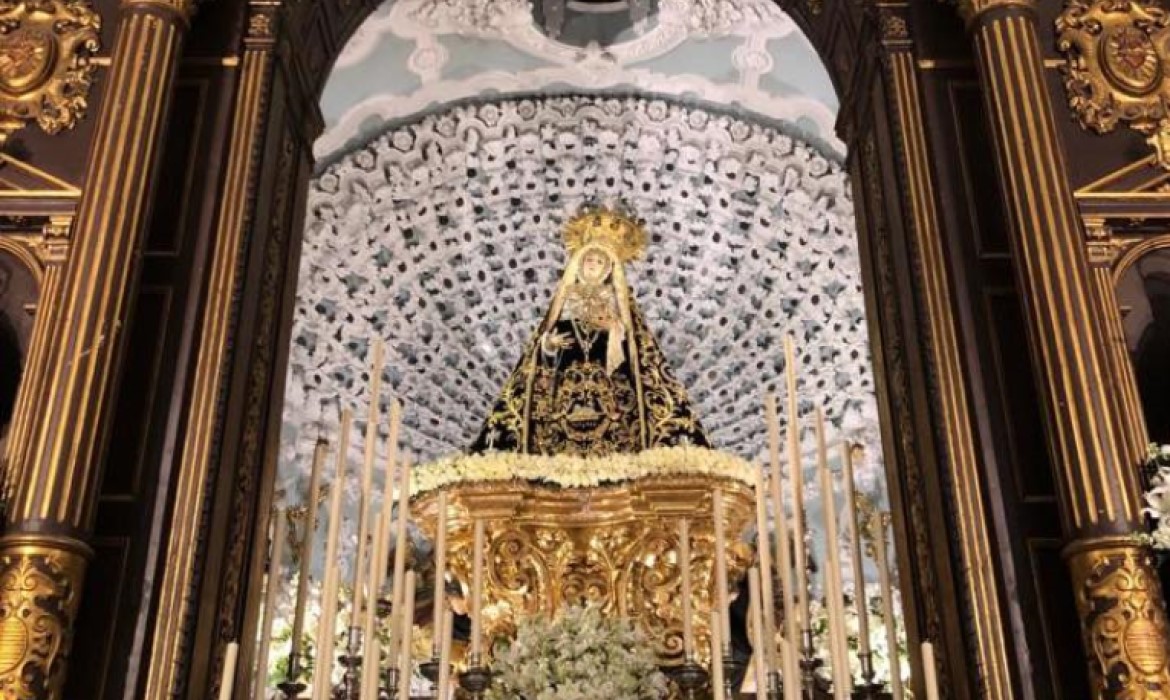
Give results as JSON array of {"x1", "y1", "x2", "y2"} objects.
[{"x1": 0, "y1": 27, "x2": 57, "y2": 95}]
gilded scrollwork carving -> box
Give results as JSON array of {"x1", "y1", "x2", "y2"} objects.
[
  {"x1": 1067, "y1": 538, "x2": 1170, "y2": 698},
  {"x1": 0, "y1": 537, "x2": 87, "y2": 700},
  {"x1": 0, "y1": 0, "x2": 100, "y2": 145},
  {"x1": 415, "y1": 476, "x2": 755, "y2": 665},
  {"x1": 1056, "y1": 0, "x2": 1170, "y2": 169}
]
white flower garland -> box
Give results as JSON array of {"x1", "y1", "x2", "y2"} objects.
[
  {"x1": 1143, "y1": 443, "x2": 1170, "y2": 551},
  {"x1": 411, "y1": 445, "x2": 756, "y2": 496}
]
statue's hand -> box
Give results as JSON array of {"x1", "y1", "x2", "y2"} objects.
[{"x1": 542, "y1": 331, "x2": 573, "y2": 353}]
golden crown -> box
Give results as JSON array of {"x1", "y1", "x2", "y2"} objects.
[{"x1": 562, "y1": 207, "x2": 648, "y2": 263}]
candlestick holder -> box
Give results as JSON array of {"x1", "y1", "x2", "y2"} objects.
[
  {"x1": 670, "y1": 657, "x2": 710, "y2": 700},
  {"x1": 458, "y1": 654, "x2": 493, "y2": 700},
  {"x1": 722, "y1": 652, "x2": 744, "y2": 699},
  {"x1": 383, "y1": 667, "x2": 400, "y2": 700},
  {"x1": 277, "y1": 651, "x2": 308, "y2": 699},
  {"x1": 765, "y1": 670, "x2": 782, "y2": 700},
  {"x1": 850, "y1": 651, "x2": 886, "y2": 700},
  {"x1": 799, "y1": 629, "x2": 824, "y2": 700},
  {"x1": 420, "y1": 654, "x2": 442, "y2": 684}
]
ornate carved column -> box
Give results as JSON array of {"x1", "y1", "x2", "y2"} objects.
[
  {"x1": 0, "y1": 0, "x2": 193, "y2": 697},
  {"x1": 960, "y1": 0, "x2": 1170, "y2": 696},
  {"x1": 871, "y1": 7, "x2": 1015, "y2": 698}
]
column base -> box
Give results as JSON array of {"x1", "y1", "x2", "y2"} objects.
[
  {"x1": 0, "y1": 533, "x2": 90, "y2": 700},
  {"x1": 1065, "y1": 535, "x2": 1170, "y2": 699}
]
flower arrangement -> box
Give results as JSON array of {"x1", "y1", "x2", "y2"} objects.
[
  {"x1": 411, "y1": 445, "x2": 756, "y2": 496},
  {"x1": 486, "y1": 605, "x2": 669, "y2": 700},
  {"x1": 1143, "y1": 443, "x2": 1170, "y2": 550}
]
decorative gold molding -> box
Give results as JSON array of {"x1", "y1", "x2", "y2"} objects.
[
  {"x1": 0, "y1": 0, "x2": 101, "y2": 146},
  {"x1": 1065, "y1": 537, "x2": 1170, "y2": 697},
  {"x1": 414, "y1": 476, "x2": 756, "y2": 663},
  {"x1": 956, "y1": 0, "x2": 1033, "y2": 26},
  {"x1": 0, "y1": 535, "x2": 89, "y2": 700},
  {"x1": 1056, "y1": 0, "x2": 1170, "y2": 169}
]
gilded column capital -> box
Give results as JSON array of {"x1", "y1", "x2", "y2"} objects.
[
  {"x1": 955, "y1": 0, "x2": 1034, "y2": 27},
  {"x1": 120, "y1": 0, "x2": 196, "y2": 23}
]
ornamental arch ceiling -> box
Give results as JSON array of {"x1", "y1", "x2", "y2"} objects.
[{"x1": 280, "y1": 0, "x2": 886, "y2": 506}]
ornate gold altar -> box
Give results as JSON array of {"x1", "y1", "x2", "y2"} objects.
[{"x1": 413, "y1": 465, "x2": 755, "y2": 666}]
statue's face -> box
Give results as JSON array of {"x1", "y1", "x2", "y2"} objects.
[{"x1": 579, "y1": 250, "x2": 611, "y2": 284}]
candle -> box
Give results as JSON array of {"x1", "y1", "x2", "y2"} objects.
[
  {"x1": 816, "y1": 410, "x2": 850, "y2": 698},
  {"x1": 399, "y1": 571, "x2": 418, "y2": 700},
  {"x1": 678, "y1": 519, "x2": 695, "y2": 659},
  {"x1": 712, "y1": 488, "x2": 732, "y2": 650},
  {"x1": 437, "y1": 609, "x2": 454, "y2": 700},
  {"x1": 752, "y1": 463, "x2": 777, "y2": 674},
  {"x1": 376, "y1": 399, "x2": 403, "y2": 593},
  {"x1": 780, "y1": 636, "x2": 800, "y2": 700},
  {"x1": 431, "y1": 491, "x2": 449, "y2": 655},
  {"x1": 291, "y1": 439, "x2": 327, "y2": 661},
  {"x1": 252, "y1": 510, "x2": 288, "y2": 700},
  {"x1": 784, "y1": 335, "x2": 809, "y2": 631},
  {"x1": 922, "y1": 642, "x2": 941, "y2": 700},
  {"x1": 766, "y1": 395, "x2": 797, "y2": 673},
  {"x1": 710, "y1": 611, "x2": 725, "y2": 700},
  {"x1": 471, "y1": 519, "x2": 486, "y2": 659},
  {"x1": 217, "y1": 642, "x2": 239, "y2": 700},
  {"x1": 874, "y1": 513, "x2": 904, "y2": 700},
  {"x1": 386, "y1": 449, "x2": 412, "y2": 666},
  {"x1": 749, "y1": 567, "x2": 769, "y2": 694},
  {"x1": 360, "y1": 519, "x2": 386, "y2": 700},
  {"x1": 314, "y1": 410, "x2": 352, "y2": 700},
  {"x1": 842, "y1": 443, "x2": 872, "y2": 661},
  {"x1": 352, "y1": 341, "x2": 385, "y2": 627}
]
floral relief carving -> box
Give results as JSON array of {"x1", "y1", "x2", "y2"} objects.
[
  {"x1": 1057, "y1": 0, "x2": 1170, "y2": 168},
  {"x1": 0, "y1": 0, "x2": 100, "y2": 145}
]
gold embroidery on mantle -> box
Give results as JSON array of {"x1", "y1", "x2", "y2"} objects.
[{"x1": 0, "y1": 0, "x2": 100, "y2": 146}]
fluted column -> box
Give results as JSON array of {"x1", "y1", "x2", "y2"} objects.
[
  {"x1": 0, "y1": 1, "x2": 193, "y2": 698},
  {"x1": 2, "y1": 217, "x2": 71, "y2": 507},
  {"x1": 872, "y1": 7, "x2": 1015, "y2": 697},
  {"x1": 961, "y1": 0, "x2": 1170, "y2": 696},
  {"x1": 1084, "y1": 221, "x2": 1150, "y2": 467}
]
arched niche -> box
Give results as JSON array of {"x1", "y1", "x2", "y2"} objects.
[
  {"x1": 0, "y1": 247, "x2": 40, "y2": 477},
  {"x1": 1117, "y1": 240, "x2": 1170, "y2": 444}
]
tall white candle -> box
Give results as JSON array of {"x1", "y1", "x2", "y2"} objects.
[
  {"x1": 377, "y1": 400, "x2": 403, "y2": 593},
  {"x1": 471, "y1": 519, "x2": 486, "y2": 659},
  {"x1": 352, "y1": 341, "x2": 386, "y2": 626},
  {"x1": 437, "y1": 609, "x2": 454, "y2": 700},
  {"x1": 291, "y1": 439, "x2": 327, "y2": 661},
  {"x1": 314, "y1": 410, "x2": 352, "y2": 700},
  {"x1": 252, "y1": 510, "x2": 287, "y2": 700},
  {"x1": 816, "y1": 411, "x2": 850, "y2": 698},
  {"x1": 874, "y1": 513, "x2": 905, "y2": 700},
  {"x1": 842, "y1": 443, "x2": 872, "y2": 661},
  {"x1": 712, "y1": 489, "x2": 732, "y2": 650},
  {"x1": 765, "y1": 394, "x2": 795, "y2": 657},
  {"x1": 749, "y1": 567, "x2": 769, "y2": 694},
  {"x1": 781, "y1": 636, "x2": 800, "y2": 700},
  {"x1": 218, "y1": 642, "x2": 239, "y2": 700},
  {"x1": 753, "y1": 464, "x2": 778, "y2": 674},
  {"x1": 431, "y1": 491, "x2": 449, "y2": 655},
  {"x1": 922, "y1": 642, "x2": 941, "y2": 700},
  {"x1": 679, "y1": 518, "x2": 695, "y2": 659},
  {"x1": 386, "y1": 449, "x2": 412, "y2": 666},
  {"x1": 360, "y1": 519, "x2": 386, "y2": 700},
  {"x1": 710, "y1": 611, "x2": 726, "y2": 700},
  {"x1": 784, "y1": 336, "x2": 809, "y2": 632},
  {"x1": 399, "y1": 571, "x2": 418, "y2": 700}
]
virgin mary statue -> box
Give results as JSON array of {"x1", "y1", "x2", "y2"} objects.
[{"x1": 471, "y1": 207, "x2": 709, "y2": 457}]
